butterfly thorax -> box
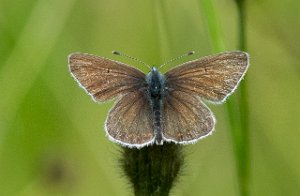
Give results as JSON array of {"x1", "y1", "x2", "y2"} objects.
[
  {"x1": 146, "y1": 67, "x2": 165, "y2": 98},
  {"x1": 146, "y1": 67, "x2": 166, "y2": 145}
]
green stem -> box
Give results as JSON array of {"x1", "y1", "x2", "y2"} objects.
[
  {"x1": 199, "y1": 0, "x2": 225, "y2": 52},
  {"x1": 199, "y1": 0, "x2": 242, "y2": 159},
  {"x1": 200, "y1": 0, "x2": 250, "y2": 195},
  {"x1": 236, "y1": 0, "x2": 250, "y2": 195},
  {"x1": 237, "y1": 0, "x2": 246, "y2": 51}
]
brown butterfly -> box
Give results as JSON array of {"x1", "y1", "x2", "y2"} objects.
[{"x1": 68, "y1": 51, "x2": 249, "y2": 148}]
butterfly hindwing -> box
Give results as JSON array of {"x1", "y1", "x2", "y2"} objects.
[
  {"x1": 162, "y1": 90, "x2": 215, "y2": 143},
  {"x1": 105, "y1": 90, "x2": 155, "y2": 147},
  {"x1": 165, "y1": 51, "x2": 249, "y2": 103}
]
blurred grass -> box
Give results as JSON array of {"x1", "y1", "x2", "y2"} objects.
[
  {"x1": 0, "y1": 0, "x2": 300, "y2": 195},
  {"x1": 235, "y1": 1, "x2": 251, "y2": 196},
  {"x1": 199, "y1": 1, "x2": 250, "y2": 195}
]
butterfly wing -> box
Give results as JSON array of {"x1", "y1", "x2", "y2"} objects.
[
  {"x1": 162, "y1": 90, "x2": 215, "y2": 143},
  {"x1": 106, "y1": 90, "x2": 155, "y2": 147},
  {"x1": 161, "y1": 51, "x2": 249, "y2": 143},
  {"x1": 69, "y1": 53, "x2": 147, "y2": 102},
  {"x1": 165, "y1": 51, "x2": 249, "y2": 103},
  {"x1": 69, "y1": 53, "x2": 155, "y2": 147}
]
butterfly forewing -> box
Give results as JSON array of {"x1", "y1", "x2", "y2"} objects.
[
  {"x1": 69, "y1": 53, "x2": 146, "y2": 102},
  {"x1": 165, "y1": 51, "x2": 249, "y2": 103},
  {"x1": 162, "y1": 90, "x2": 215, "y2": 143},
  {"x1": 106, "y1": 90, "x2": 155, "y2": 147}
]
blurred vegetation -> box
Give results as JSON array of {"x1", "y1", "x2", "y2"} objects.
[{"x1": 0, "y1": 0, "x2": 299, "y2": 196}]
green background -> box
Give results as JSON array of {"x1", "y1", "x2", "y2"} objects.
[{"x1": 0, "y1": 0, "x2": 299, "y2": 195}]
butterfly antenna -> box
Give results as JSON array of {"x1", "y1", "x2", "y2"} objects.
[
  {"x1": 112, "y1": 51, "x2": 151, "y2": 69},
  {"x1": 159, "y1": 51, "x2": 195, "y2": 69}
]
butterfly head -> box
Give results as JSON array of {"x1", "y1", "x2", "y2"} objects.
[{"x1": 150, "y1": 66, "x2": 158, "y2": 72}]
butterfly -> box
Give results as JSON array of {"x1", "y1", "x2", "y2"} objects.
[{"x1": 68, "y1": 51, "x2": 249, "y2": 148}]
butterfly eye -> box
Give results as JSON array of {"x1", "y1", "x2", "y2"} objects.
[{"x1": 164, "y1": 86, "x2": 170, "y2": 92}]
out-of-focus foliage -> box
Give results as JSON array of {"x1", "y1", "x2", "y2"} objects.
[{"x1": 0, "y1": 0, "x2": 299, "y2": 195}]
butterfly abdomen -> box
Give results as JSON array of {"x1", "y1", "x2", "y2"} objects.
[
  {"x1": 146, "y1": 67, "x2": 165, "y2": 145},
  {"x1": 152, "y1": 101, "x2": 163, "y2": 144}
]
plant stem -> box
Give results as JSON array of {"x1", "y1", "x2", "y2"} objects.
[
  {"x1": 199, "y1": 0, "x2": 225, "y2": 52},
  {"x1": 120, "y1": 144, "x2": 184, "y2": 196},
  {"x1": 235, "y1": 0, "x2": 250, "y2": 195},
  {"x1": 200, "y1": 0, "x2": 250, "y2": 196}
]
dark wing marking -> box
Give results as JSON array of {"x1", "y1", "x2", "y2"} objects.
[
  {"x1": 162, "y1": 90, "x2": 215, "y2": 143},
  {"x1": 69, "y1": 53, "x2": 147, "y2": 102},
  {"x1": 165, "y1": 51, "x2": 249, "y2": 103},
  {"x1": 105, "y1": 90, "x2": 155, "y2": 148}
]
